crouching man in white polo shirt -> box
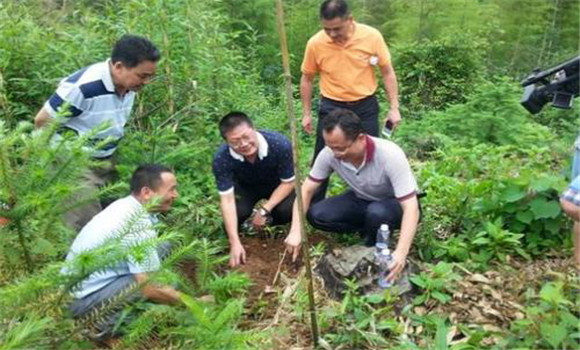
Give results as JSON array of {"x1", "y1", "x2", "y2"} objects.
[
  {"x1": 285, "y1": 108, "x2": 420, "y2": 283},
  {"x1": 34, "y1": 35, "x2": 160, "y2": 231},
  {"x1": 62, "y1": 164, "x2": 180, "y2": 344}
]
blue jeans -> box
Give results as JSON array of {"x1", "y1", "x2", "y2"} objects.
[{"x1": 307, "y1": 191, "x2": 404, "y2": 246}]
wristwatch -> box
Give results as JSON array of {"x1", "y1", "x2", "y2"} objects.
[{"x1": 257, "y1": 207, "x2": 270, "y2": 217}]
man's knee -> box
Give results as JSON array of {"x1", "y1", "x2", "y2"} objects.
[
  {"x1": 365, "y1": 202, "x2": 401, "y2": 227},
  {"x1": 307, "y1": 201, "x2": 334, "y2": 227},
  {"x1": 561, "y1": 198, "x2": 580, "y2": 221}
]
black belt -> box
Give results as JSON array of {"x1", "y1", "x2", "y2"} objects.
[{"x1": 321, "y1": 94, "x2": 375, "y2": 106}]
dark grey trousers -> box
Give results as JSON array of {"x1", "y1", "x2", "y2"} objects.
[{"x1": 70, "y1": 242, "x2": 172, "y2": 339}]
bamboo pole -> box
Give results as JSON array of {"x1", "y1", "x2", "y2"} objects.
[{"x1": 274, "y1": 0, "x2": 319, "y2": 345}]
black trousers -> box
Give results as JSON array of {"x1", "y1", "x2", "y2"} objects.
[
  {"x1": 307, "y1": 191, "x2": 404, "y2": 247},
  {"x1": 312, "y1": 95, "x2": 380, "y2": 203},
  {"x1": 235, "y1": 182, "x2": 295, "y2": 227}
]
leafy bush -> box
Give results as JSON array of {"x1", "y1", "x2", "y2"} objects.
[
  {"x1": 395, "y1": 37, "x2": 485, "y2": 117},
  {"x1": 503, "y1": 280, "x2": 580, "y2": 349},
  {"x1": 416, "y1": 144, "x2": 569, "y2": 263},
  {"x1": 410, "y1": 262, "x2": 460, "y2": 305},
  {"x1": 396, "y1": 79, "x2": 556, "y2": 159}
]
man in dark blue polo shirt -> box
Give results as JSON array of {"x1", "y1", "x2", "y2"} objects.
[{"x1": 212, "y1": 112, "x2": 296, "y2": 267}]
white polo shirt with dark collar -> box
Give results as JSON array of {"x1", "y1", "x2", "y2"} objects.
[
  {"x1": 43, "y1": 59, "x2": 135, "y2": 158},
  {"x1": 309, "y1": 136, "x2": 418, "y2": 202}
]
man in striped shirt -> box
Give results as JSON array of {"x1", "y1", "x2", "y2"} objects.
[{"x1": 34, "y1": 35, "x2": 160, "y2": 230}]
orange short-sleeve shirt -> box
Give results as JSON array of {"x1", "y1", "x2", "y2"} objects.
[{"x1": 301, "y1": 22, "x2": 391, "y2": 102}]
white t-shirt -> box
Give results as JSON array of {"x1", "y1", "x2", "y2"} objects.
[{"x1": 62, "y1": 195, "x2": 160, "y2": 298}]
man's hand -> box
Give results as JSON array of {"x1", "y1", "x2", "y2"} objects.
[
  {"x1": 385, "y1": 108, "x2": 401, "y2": 130},
  {"x1": 302, "y1": 113, "x2": 313, "y2": 134},
  {"x1": 251, "y1": 211, "x2": 267, "y2": 230},
  {"x1": 284, "y1": 229, "x2": 302, "y2": 262},
  {"x1": 229, "y1": 241, "x2": 246, "y2": 267},
  {"x1": 386, "y1": 248, "x2": 408, "y2": 283}
]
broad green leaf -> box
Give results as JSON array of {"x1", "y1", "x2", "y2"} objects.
[
  {"x1": 432, "y1": 291, "x2": 452, "y2": 304},
  {"x1": 409, "y1": 276, "x2": 427, "y2": 288},
  {"x1": 539, "y1": 282, "x2": 565, "y2": 305},
  {"x1": 515, "y1": 210, "x2": 533, "y2": 224},
  {"x1": 529, "y1": 198, "x2": 561, "y2": 219},
  {"x1": 435, "y1": 318, "x2": 448, "y2": 350},
  {"x1": 540, "y1": 322, "x2": 567, "y2": 349},
  {"x1": 500, "y1": 185, "x2": 526, "y2": 203},
  {"x1": 530, "y1": 176, "x2": 557, "y2": 192},
  {"x1": 365, "y1": 294, "x2": 384, "y2": 304},
  {"x1": 472, "y1": 237, "x2": 490, "y2": 245}
]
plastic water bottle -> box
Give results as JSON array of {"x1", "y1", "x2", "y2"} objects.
[{"x1": 375, "y1": 224, "x2": 393, "y2": 288}]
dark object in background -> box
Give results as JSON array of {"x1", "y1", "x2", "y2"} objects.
[{"x1": 520, "y1": 56, "x2": 579, "y2": 114}]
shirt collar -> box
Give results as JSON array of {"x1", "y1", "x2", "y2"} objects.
[
  {"x1": 128, "y1": 194, "x2": 157, "y2": 222},
  {"x1": 228, "y1": 131, "x2": 269, "y2": 162},
  {"x1": 339, "y1": 134, "x2": 376, "y2": 172},
  {"x1": 102, "y1": 59, "x2": 117, "y2": 93}
]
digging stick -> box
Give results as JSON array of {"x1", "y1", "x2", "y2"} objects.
[{"x1": 274, "y1": 0, "x2": 319, "y2": 345}]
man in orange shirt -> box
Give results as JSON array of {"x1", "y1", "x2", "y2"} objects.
[{"x1": 301, "y1": 0, "x2": 401, "y2": 201}]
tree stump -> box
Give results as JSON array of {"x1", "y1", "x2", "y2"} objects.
[{"x1": 315, "y1": 245, "x2": 417, "y2": 300}]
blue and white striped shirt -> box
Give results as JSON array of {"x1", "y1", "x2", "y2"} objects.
[{"x1": 43, "y1": 60, "x2": 135, "y2": 158}]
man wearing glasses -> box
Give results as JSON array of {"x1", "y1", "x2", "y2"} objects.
[
  {"x1": 300, "y1": 0, "x2": 401, "y2": 202},
  {"x1": 285, "y1": 109, "x2": 419, "y2": 283},
  {"x1": 212, "y1": 112, "x2": 295, "y2": 267}
]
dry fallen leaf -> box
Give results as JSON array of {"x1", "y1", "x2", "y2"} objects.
[{"x1": 469, "y1": 273, "x2": 491, "y2": 284}]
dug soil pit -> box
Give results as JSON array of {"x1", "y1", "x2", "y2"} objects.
[{"x1": 225, "y1": 232, "x2": 332, "y2": 324}]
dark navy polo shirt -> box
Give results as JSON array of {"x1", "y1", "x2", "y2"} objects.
[{"x1": 212, "y1": 130, "x2": 295, "y2": 194}]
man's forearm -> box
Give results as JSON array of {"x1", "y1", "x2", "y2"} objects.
[
  {"x1": 142, "y1": 284, "x2": 181, "y2": 304},
  {"x1": 34, "y1": 107, "x2": 52, "y2": 129},
  {"x1": 381, "y1": 65, "x2": 399, "y2": 109},
  {"x1": 220, "y1": 194, "x2": 241, "y2": 246},
  {"x1": 300, "y1": 74, "x2": 314, "y2": 115},
  {"x1": 395, "y1": 199, "x2": 419, "y2": 255},
  {"x1": 289, "y1": 179, "x2": 317, "y2": 233},
  {"x1": 263, "y1": 181, "x2": 295, "y2": 213}
]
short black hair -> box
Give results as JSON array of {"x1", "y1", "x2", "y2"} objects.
[
  {"x1": 111, "y1": 35, "x2": 160, "y2": 68},
  {"x1": 130, "y1": 164, "x2": 173, "y2": 195},
  {"x1": 322, "y1": 108, "x2": 364, "y2": 141},
  {"x1": 320, "y1": 0, "x2": 350, "y2": 20},
  {"x1": 219, "y1": 111, "x2": 254, "y2": 139}
]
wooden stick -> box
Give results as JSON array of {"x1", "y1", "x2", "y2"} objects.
[
  {"x1": 271, "y1": 249, "x2": 287, "y2": 287},
  {"x1": 274, "y1": 0, "x2": 319, "y2": 345}
]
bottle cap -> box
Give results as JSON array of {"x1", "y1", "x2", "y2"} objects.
[{"x1": 380, "y1": 224, "x2": 389, "y2": 232}]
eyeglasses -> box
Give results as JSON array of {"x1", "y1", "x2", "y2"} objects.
[
  {"x1": 328, "y1": 138, "x2": 355, "y2": 154},
  {"x1": 227, "y1": 130, "x2": 254, "y2": 149}
]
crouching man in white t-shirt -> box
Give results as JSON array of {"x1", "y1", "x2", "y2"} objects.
[{"x1": 62, "y1": 164, "x2": 180, "y2": 343}]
